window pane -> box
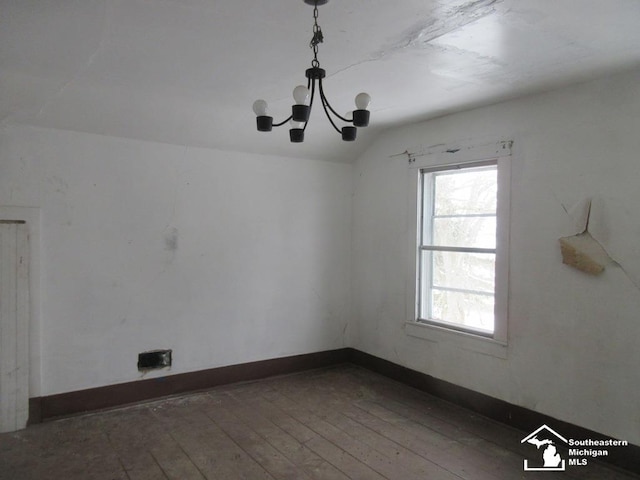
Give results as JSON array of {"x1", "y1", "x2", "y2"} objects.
[
  {"x1": 418, "y1": 162, "x2": 500, "y2": 335},
  {"x1": 432, "y1": 216, "x2": 496, "y2": 249},
  {"x1": 430, "y1": 289, "x2": 494, "y2": 333},
  {"x1": 419, "y1": 250, "x2": 431, "y2": 320},
  {"x1": 432, "y1": 251, "x2": 495, "y2": 293},
  {"x1": 433, "y1": 168, "x2": 497, "y2": 216}
]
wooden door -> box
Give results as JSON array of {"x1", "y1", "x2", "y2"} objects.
[{"x1": 0, "y1": 221, "x2": 29, "y2": 432}]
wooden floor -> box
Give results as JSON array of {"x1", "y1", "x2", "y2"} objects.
[{"x1": 0, "y1": 365, "x2": 637, "y2": 480}]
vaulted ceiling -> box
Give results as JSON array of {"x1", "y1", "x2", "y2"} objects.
[{"x1": 2, "y1": 0, "x2": 640, "y2": 162}]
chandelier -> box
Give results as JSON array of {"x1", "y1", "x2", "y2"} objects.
[{"x1": 252, "y1": 0, "x2": 371, "y2": 143}]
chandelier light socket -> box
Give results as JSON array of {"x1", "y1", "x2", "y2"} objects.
[
  {"x1": 353, "y1": 109, "x2": 370, "y2": 127},
  {"x1": 292, "y1": 104, "x2": 311, "y2": 122},
  {"x1": 341, "y1": 126, "x2": 357, "y2": 141},
  {"x1": 290, "y1": 128, "x2": 305, "y2": 143},
  {"x1": 256, "y1": 115, "x2": 273, "y2": 132}
]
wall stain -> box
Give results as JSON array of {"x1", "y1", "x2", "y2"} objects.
[
  {"x1": 47, "y1": 175, "x2": 69, "y2": 194},
  {"x1": 164, "y1": 227, "x2": 178, "y2": 253}
]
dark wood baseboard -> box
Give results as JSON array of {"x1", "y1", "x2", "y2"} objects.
[
  {"x1": 29, "y1": 348, "x2": 350, "y2": 423},
  {"x1": 348, "y1": 348, "x2": 640, "y2": 475},
  {"x1": 28, "y1": 347, "x2": 639, "y2": 474}
]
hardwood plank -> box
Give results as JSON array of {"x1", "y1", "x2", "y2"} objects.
[
  {"x1": 258, "y1": 369, "x2": 500, "y2": 479},
  {"x1": 266, "y1": 388, "x2": 469, "y2": 480},
  {"x1": 230, "y1": 390, "x2": 389, "y2": 480},
  {"x1": 331, "y1": 368, "x2": 573, "y2": 478},
  {"x1": 199, "y1": 396, "x2": 314, "y2": 480},
  {"x1": 98, "y1": 405, "x2": 206, "y2": 480},
  {"x1": 97, "y1": 407, "x2": 170, "y2": 480},
  {"x1": 263, "y1": 389, "x2": 456, "y2": 480},
  {"x1": 206, "y1": 391, "x2": 351, "y2": 480},
  {"x1": 383, "y1": 394, "x2": 635, "y2": 480},
  {"x1": 150, "y1": 397, "x2": 275, "y2": 480},
  {"x1": 341, "y1": 367, "x2": 631, "y2": 480},
  {"x1": 294, "y1": 376, "x2": 498, "y2": 478}
]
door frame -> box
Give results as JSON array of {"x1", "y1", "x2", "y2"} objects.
[{"x1": 0, "y1": 207, "x2": 41, "y2": 424}]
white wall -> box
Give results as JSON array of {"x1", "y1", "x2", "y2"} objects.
[
  {"x1": 0, "y1": 126, "x2": 352, "y2": 397},
  {"x1": 352, "y1": 67, "x2": 640, "y2": 444}
]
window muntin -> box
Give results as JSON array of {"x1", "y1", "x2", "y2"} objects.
[{"x1": 418, "y1": 162, "x2": 498, "y2": 336}]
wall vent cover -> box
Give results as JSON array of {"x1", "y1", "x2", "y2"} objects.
[{"x1": 138, "y1": 349, "x2": 172, "y2": 370}]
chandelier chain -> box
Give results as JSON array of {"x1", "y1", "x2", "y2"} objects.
[{"x1": 310, "y1": 3, "x2": 323, "y2": 67}]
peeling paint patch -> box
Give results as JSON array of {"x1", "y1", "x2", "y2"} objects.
[
  {"x1": 558, "y1": 199, "x2": 612, "y2": 275},
  {"x1": 559, "y1": 232, "x2": 610, "y2": 275}
]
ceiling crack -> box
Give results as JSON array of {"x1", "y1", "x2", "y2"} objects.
[{"x1": 375, "y1": 0, "x2": 502, "y2": 58}]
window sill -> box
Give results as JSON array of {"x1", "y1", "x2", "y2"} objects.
[{"x1": 404, "y1": 321, "x2": 508, "y2": 359}]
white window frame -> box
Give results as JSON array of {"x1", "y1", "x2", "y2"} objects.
[{"x1": 406, "y1": 141, "x2": 511, "y2": 358}]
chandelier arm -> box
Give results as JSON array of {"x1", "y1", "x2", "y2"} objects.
[
  {"x1": 321, "y1": 100, "x2": 342, "y2": 134},
  {"x1": 318, "y1": 87, "x2": 343, "y2": 134},
  {"x1": 272, "y1": 115, "x2": 293, "y2": 128},
  {"x1": 319, "y1": 79, "x2": 351, "y2": 123},
  {"x1": 303, "y1": 79, "x2": 317, "y2": 132}
]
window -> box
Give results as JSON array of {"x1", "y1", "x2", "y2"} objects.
[
  {"x1": 407, "y1": 141, "x2": 510, "y2": 350},
  {"x1": 418, "y1": 161, "x2": 497, "y2": 335}
]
